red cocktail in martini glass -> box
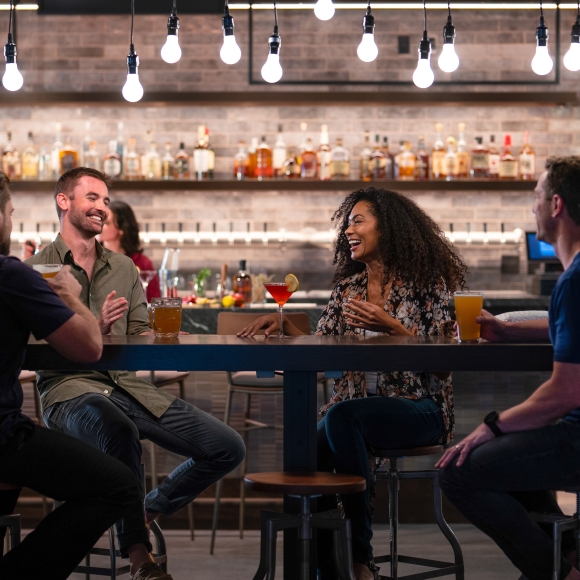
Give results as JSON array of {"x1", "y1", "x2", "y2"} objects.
[{"x1": 264, "y1": 276, "x2": 298, "y2": 338}]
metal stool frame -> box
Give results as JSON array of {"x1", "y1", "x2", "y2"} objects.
[{"x1": 0, "y1": 513, "x2": 21, "y2": 554}]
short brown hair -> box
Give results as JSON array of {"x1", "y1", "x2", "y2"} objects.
[
  {"x1": 0, "y1": 171, "x2": 10, "y2": 215},
  {"x1": 54, "y1": 167, "x2": 110, "y2": 218},
  {"x1": 545, "y1": 156, "x2": 580, "y2": 226}
]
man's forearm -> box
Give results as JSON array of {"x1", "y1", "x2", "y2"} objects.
[
  {"x1": 58, "y1": 292, "x2": 100, "y2": 335},
  {"x1": 503, "y1": 318, "x2": 550, "y2": 342}
]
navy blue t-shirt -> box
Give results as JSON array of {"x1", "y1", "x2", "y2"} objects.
[
  {"x1": 549, "y1": 252, "x2": 580, "y2": 423},
  {"x1": 0, "y1": 255, "x2": 74, "y2": 438}
]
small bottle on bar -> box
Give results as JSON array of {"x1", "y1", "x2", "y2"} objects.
[
  {"x1": 256, "y1": 136, "x2": 273, "y2": 180},
  {"x1": 370, "y1": 134, "x2": 386, "y2": 179},
  {"x1": 161, "y1": 143, "x2": 175, "y2": 180},
  {"x1": 431, "y1": 123, "x2": 445, "y2": 179},
  {"x1": 519, "y1": 130, "x2": 535, "y2": 180},
  {"x1": 317, "y1": 124, "x2": 332, "y2": 181},
  {"x1": 330, "y1": 138, "x2": 350, "y2": 179},
  {"x1": 103, "y1": 140, "x2": 122, "y2": 179},
  {"x1": 233, "y1": 141, "x2": 248, "y2": 180},
  {"x1": 22, "y1": 132, "x2": 39, "y2": 180},
  {"x1": 442, "y1": 137, "x2": 458, "y2": 181},
  {"x1": 174, "y1": 142, "x2": 190, "y2": 179},
  {"x1": 233, "y1": 260, "x2": 252, "y2": 306},
  {"x1": 273, "y1": 124, "x2": 287, "y2": 178},
  {"x1": 488, "y1": 135, "x2": 500, "y2": 180},
  {"x1": 300, "y1": 137, "x2": 317, "y2": 179},
  {"x1": 414, "y1": 135, "x2": 429, "y2": 181},
  {"x1": 125, "y1": 138, "x2": 141, "y2": 180},
  {"x1": 359, "y1": 130, "x2": 372, "y2": 182},
  {"x1": 499, "y1": 134, "x2": 518, "y2": 180},
  {"x1": 382, "y1": 137, "x2": 395, "y2": 179},
  {"x1": 84, "y1": 140, "x2": 101, "y2": 172},
  {"x1": 470, "y1": 137, "x2": 489, "y2": 179},
  {"x1": 456, "y1": 123, "x2": 469, "y2": 178}
]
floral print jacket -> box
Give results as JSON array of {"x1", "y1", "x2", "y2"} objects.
[{"x1": 316, "y1": 269, "x2": 455, "y2": 446}]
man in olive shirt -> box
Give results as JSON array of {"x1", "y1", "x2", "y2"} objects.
[{"x1": 28, "y1": 167, "x2": 245, "y2": 580}]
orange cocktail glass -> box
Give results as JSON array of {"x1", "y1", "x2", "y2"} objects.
[
  {"x1": 264, "y1": 282, "x2": 294, "y2": 338},
  {"x1": 454, "y1": 291, "x2": 484, "y2": 343}
]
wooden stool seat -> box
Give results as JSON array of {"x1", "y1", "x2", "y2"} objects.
[
  {"x1": 373, "y1": 444, "x2": 444, "y2": 458},
  {"x1": 244, "y1": 471, "x2": 366, "y2": 496}
]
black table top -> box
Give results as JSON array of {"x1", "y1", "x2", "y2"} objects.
[{"x1": 24, "y1": 335, "x2": 554, "y2": 373}]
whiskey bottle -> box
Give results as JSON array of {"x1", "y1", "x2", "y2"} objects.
[
  {"x1": 59, "y1": 137, "x2": 79, "y2": 174},
  {"x1": 194, "y1": 126, "x2": 209, "y2": 180},
  {"x1": 456, "y1": 123, "x2": 469, "y2": 178},
  {"x1": 125, "y1": 138, "x2": 141, "y2": 180},
  {"x1": 398, "y1": 141, "x2": 415, "y2": 181},
  {"x1": 488, "y1": 135, "x2": 500, "y2": 180},
  {"x1": 255, "y1": 136, "x2": 273, "y2": 180},
  {"x1": 2, "y1": 132, "x2": 21, "y2": 180},
  {"x1": 233, "y1": 260, "x2": 252, "y2": 305},
  {"x1": 298, "y1": 122, "x2": 308, "y2": 158},
  {"x1": 161, "y1": 143, "x2": 175, "y2": 180},
  {"x1": 442, "y1": 137, "x2": 458, "y2": 181},
  {"x1": 174, "y1": 142, "x2": 190, "y2": 179},
  {"x1": 51, "y1": 123, "x2": 63, "y2": 179},
  {"x1": 143, "y1": 142, "x2": 162, "y2": 180},
  {"x1": 116, "y1": 121, "x2": 125, "y2": 176},
  {"x1": 38, "y1": 147, "x2": 51, "y2": 181},
  {"x1": 282, "y1": 148, "x2": 300, "y2": 178},
  {"x1": 432, "y1": 123, "x2": 445, "y2": 179},
  {"x1": 84, "y1": 140, "x2": 101, "y2": 171},
  {"x1": 205, "y1": 128, "x2": 215, "y2": 178},
  {"x1": 394, "y1": 141, "x2": 404, "y2": 179},
  {"x1": 273, "y1": 124, "x2": 287, "y2": 178},
  {"x1": 81, "y1": 121, "x2": 91, "y2": 167},
  {"x1": 382, "y1": 137, "x2": 395, "y2": 179},
  {"x1": 370, "y1": 134, "x2": 387, "y2": 179},
  {"x1": 519, "y1": 130, "x2": 535, "y2": 180},
  {"x1": 247, "y1": 137, "x2": 258, "y2": 179},
  {"x1": 300, "y1": 137, "x2": 317, "y2": 179},
  {"x1": 330, "y1": 138, "x2": 350, "y2": 179},
  {"x1": 499, "y1": 134, "x2": 518, "y2": 180},
  {"x1": 317, "y1": 124, "x2": 332, "y2": 181},
  {"x1": 22, "y1": 132, "x2": 39, "y2": 180},
  {"x1": 470, "y1": 137, "x2": 489, "y2": 178},
  {"x1": 414, "y1": 136, "x2": 429, "y2": 181},
  {"x1": 233, "y1": 141, "x2": 248, "y2": 180},
  {"x1": 359, "y1": 130, "x2": 372, "y2": 181},
  {"x1": 103, "y1": 140, "x2": 122, "y2": 179}
]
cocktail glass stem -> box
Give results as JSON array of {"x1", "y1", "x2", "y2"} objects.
[{"x1": 278, "y1": 304, "x2": 284, "y2": 339}]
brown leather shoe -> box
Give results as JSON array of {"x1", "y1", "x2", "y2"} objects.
[
  {"x1": 131, "y1": 562, "x2": 173, "y2": 580},
  {"x1": 353, "y1": 562, "x2": 379, "y2": 580}
]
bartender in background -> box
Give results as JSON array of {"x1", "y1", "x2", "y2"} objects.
[{"x1": 99, "y1": 200, "x2": 161, "y2": 301}]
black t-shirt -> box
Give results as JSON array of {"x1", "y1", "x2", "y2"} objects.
[{"x1": 0, "y1": 255, "x2": 74, "y2": 438}]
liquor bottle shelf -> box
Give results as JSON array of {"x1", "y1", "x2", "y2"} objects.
[
  {"x1": 9, "y1": 179, "x2": 536, "y2": 193},
  {"x1": 0, "y1": 91, "x2": 576, "y2": 107}
]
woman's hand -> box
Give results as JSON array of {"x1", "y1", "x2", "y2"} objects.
[
  {"x1": 435, "y1": 423, "x2": 495, "y2": 469},
  {"x1": 237, "y1": 314, "x2": 281, "y2": 338},
  {"x1": 343, "y1": 298, "x2": 412, "y2": 335}
]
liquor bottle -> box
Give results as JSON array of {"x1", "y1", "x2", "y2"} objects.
[
  {"x1": 103, "y1": 140, "x2": 122, "y2": 179},
  {"x1": 470, "y1": 137, "x2": 489, "y2": 178},
  {"x1": 432, "y1": 123, "x2": 445, "y2": 179},
  {"x1": 143, "y1": 141, "x2": 162, "y2": 180},
  {"x1": 205, "y1": 127, "x2": 215, "y2": 178},
  {"x1": 22, "y1": 132, "x2": 39, "y2": 180},
  {"x1": 233, "y1": 260, "x2": 252, "y2": 305},
  {"x1": 359, "y1": 130, "x2": 372, "y2": 181},
  {"x1": 456, "y1": 123, "x2": 469, "y2": 178},
  {"x1": 51, "y1": 123, "x2": 63, "y2": 179},
  {"x1": 394, "y1": 141, "x2": 404, "y2": 179},
  {"x1": 370, "y1": 134, "x2": 386, "y2": 179},
  {"x1": 282, "y1": 148, "x2": 300, "y2": 178},
  {"x1": 84, "y1": 140, "x2": 101, "y2": 171},
  {"x1": 116, "y1": 121, "x2": 125, "y2": 176},
  {"x1": 397, "y1": 141, "x2": 415, "y2": 181},
  {"x1": 233, "y1": 141, "x2": 248, "y2": 180},
  {"x1": 300, "y1": 137, "x2": 317, "y2": 179},
  {"x1": 298, "y1": 122, "x2": 308, "y2": 158},
  {"x1": 59, "y1": 137, "x2": 79, "y2": 174},
  {"x1": 125, "y1": 138, "x2": 141, "y2": 180},
  {"x1": 161, "y1": 143, "x2": 175, "y2": 180},
  {"x1": 38, "y1": 147, "x2": 51, "y2": 181},
  {"x1": 499, "y1": 134, "x2": 518, "y2": 180},
  {"x1": 273, "y1": 124, "x2": 286, "y2": 177},
  {"x1": 382, "y1": 137, "x2": 395, "y2": 179},
  {"x1": 414, "y1": 136, "x2": 429, "y2": 181},
  {"x1": 174, "y1": 142, "x2": 190, "y2": 179},
  {"x1": 488, "y1": 135, "x2": 500, "y2": 180},
  {"x1": 81, "y1": 121, "x2": 91, "y2": 167},
  {"x1": 140, "y1": 130, "x2": 152, "y2": 179},
  {"x1": 2, "y1": 132, "x2": 21, "y2": 180},
  {"x1": 330, "y1": 138, "x2": 350, "y2": 179},
  {"x1": 193, "y1": 125, "x2": 209, "y2": 180},
  {"x1": 247, "y1": 137, "x2": 258, "y2": 179},
  {"x1": 317, "y1": 124, "x2": 332, "y2": 181},
  {"x1": 519, "y1": 130, "x2": 536, "y2": 180},
  {"x1": 255, "y1": 136, "x2": 273, "y2": 180},
  {"x1": 442, "y1": 137, "x2": 458, "y2": 180}
]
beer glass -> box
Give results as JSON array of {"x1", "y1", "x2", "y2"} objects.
[
  {"x1": 151, "y1": 297, "x2": 182, "y2": 339},
  {"x1": 454, "y1": 291, "x2": 484, "y2": 343},
  {"x1": 32, "y1": 264, "x2": 63, "y2": 279}
]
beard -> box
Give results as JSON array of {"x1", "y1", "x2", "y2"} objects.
[
  {"x1": 0, "y1": 234, "x2": 10, "y2": 256},
  {"x1": 68, "y1": 204, "x2": 104, "y2": 238}
]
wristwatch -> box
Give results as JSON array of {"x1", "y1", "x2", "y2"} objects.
[{"x1": 484, "y1": 411, "x2": 504, "y2": 437}]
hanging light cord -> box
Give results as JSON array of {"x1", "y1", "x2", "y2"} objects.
[
  {"x1": 130, "y1": 0, "x2": 135, "y2": 48},
  {"x1": 447, "y1": 0, "x2": 451, "y2": 19},
  {"x1": 273, "y1": 0, "x2": 279, "y2": 32},
  {"x1": 173, "y1": 0, "x2": 177, "y2": 9},
  {"x1": 7, "y1": 0, "x2": 13, "y2": 40},
  {"x1": 423, "y1": 0, "x2": 427, "y2": 34},
  {"x1": 539, "y1": 0, "x2": 544, "y2": 21}
]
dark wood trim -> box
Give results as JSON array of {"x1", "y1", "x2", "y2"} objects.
[{"x1": 9, "y1": 178, "x2": 536, "y2": 192}]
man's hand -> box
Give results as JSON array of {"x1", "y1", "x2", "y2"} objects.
[
  {"x1": 476, "y1": 309, "x2": 508, "y2": 342},
  {"x1": 99, "y1": 290, "x2": 128, "y2": 335},
  {"x1": 343, "y1": 298, "x2": 412, "y2": 335},
  {"x1": 435, "y1": 423, "x2": 495, "y2": 469},
  {"x1": 46, "y1": 265, "x2": 82, "y2": 301}
]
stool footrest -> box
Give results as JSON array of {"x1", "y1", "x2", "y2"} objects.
[
  {"x1": 378, "y1": 564, "x2": 463, "y2": 580},
  {"x1": 376, "y1": 554, "x2": 456, "y2": 568}
]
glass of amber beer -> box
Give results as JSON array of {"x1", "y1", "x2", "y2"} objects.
[
  {"x1": 151, "y1": 297, "x2": 182, "y2": 339},
  {"x1": 32, "y1": 264, "x2": 63, "y2": 278},
  {"x1": 454, "y1": 291, "x2": 484, "y2": 343}
]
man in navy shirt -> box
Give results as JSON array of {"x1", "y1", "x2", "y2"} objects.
[
  {"x1": 437, "y1": 157, "x2": 580, "y2": 580},
  {"x1": 0, "y1": 172, "x2": 142, "y2": 580}
]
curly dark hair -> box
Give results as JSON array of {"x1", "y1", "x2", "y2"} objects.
[
  {"x1": 109, "y1": 200, "x2": 143, "y2": 256},
  {"x1": 331, "y1": 188, "x2": 467, "y2": 292},
  {"x1": 544, "y1": 156, "x2": 580, "y2": 226}
]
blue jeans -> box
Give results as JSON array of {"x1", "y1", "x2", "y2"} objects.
[
  {"x1": 44, "y1": 388, "x2": 245, "y2": 557},
  {"x1": 317, "y1": 395, "x2": 444, "y2": 571},
  {"x1": 439, "y1": 420, "x2": 580, "y2": 580}
]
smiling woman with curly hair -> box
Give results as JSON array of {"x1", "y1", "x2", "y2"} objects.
[{"x1": 237, "y1": 188, "x2": 468, "y2": 580}]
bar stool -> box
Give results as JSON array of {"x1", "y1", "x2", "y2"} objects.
[
  {"x1": 0, "y1": 514, "x2": 21, "y2": 555},
  {"x1": 244, "y1": 471, "x2": 366, "y2": 580},
  {"x1": 373, "y1": 445, "x2": 464, "y2": 580}
]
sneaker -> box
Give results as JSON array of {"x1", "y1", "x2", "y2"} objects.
[{"x1": 131, "y1": 562, "x2": 173, "y2": 580}]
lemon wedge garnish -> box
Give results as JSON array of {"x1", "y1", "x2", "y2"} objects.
[{"x1": 285, "y1": 273, "x2": 299, "y2": 292}]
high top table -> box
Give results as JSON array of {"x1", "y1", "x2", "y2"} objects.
[{"x1": 24, "y1": 334, "x2": 554, "y2": 579}]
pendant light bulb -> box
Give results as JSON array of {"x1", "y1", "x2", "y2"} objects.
[
  {"x1": 314, "y1": 0, "x2": 335, "y2": 21},
  {"x1": 438, "y1": 9, "x2": 459, "y2": 73},
  {"x1": 261, "y1": 52, "x2": 282, "y2": 83},
  {"x1": 2, "y1": 61, "x2": 22, "y2": 92},
  {"x1": 413, "y1": 30, "x2": 434, "y2": 89},
  {"x1": 531, "y1": 6, "x2": 553, "y2": 76},
  {"x1": 564, "y1": 12, "x2": 580, "y2": 71},
  {"x1": 161, "y1": 6, "x2": 181, "y2": 63},
  {"x1": 220, "y1": 5, "x2": 241, "y2": 65},
  {"x1": 357, "y1": 4, "x2": 378, "y2": 63},
  {"x1": 123, "y1": 45, "x2": 143, "y2": 102}
]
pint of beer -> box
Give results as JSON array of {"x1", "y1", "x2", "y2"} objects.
[
  {"x1": 32, "y1": 264, "x2": 63, "y2": 279},
  {"x1": 151, "y1": 297, "x2": 182, "y2": 339},
  {"x1": 453, "y1": 292, "x2": 484, "y2": 343}
]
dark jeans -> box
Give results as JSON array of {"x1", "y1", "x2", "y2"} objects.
[
  {"x1": 439, "y1": 420, "x2": 580, "y2": 580},
  {"x1": 317, "y1": 396, "x2": 444, "y2": 572},
  {"x1": 44, "y1": 388, "x2": 245, "y2": 557},
  {"x1": 0, "y1": 423, "x2": 140, "y2": 580}
]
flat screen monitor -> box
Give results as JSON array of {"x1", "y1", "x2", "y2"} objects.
[{"x1": 526, "y1": 232, "x2": 559, "y2": 262}]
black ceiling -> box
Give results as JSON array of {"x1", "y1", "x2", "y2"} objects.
[{"x1": 38, "y1": 0, "x2": 227, "y2": 15}]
